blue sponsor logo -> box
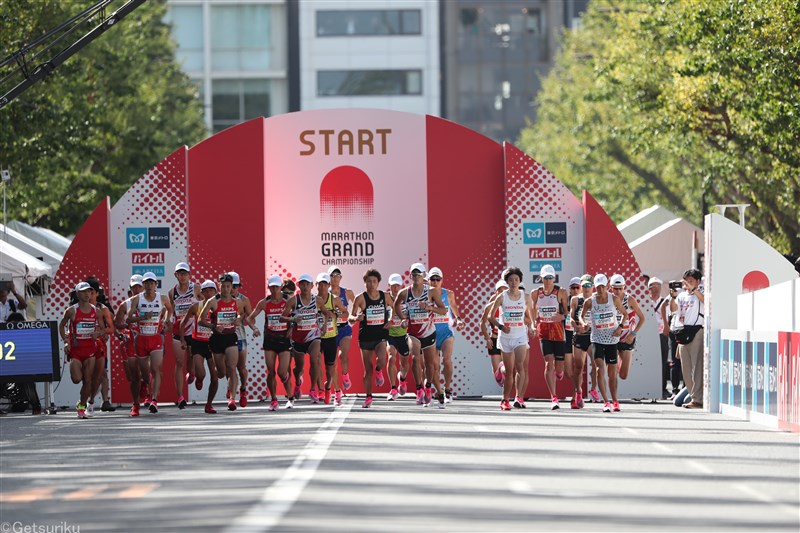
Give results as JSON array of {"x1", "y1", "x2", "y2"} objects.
[
  {"x1": 148, "y1": 227, "x2": 170, "y2": 249},
  {"x1": 132, "y1": 265, "x2": 165, "y2": 278},
  {"x1": 522, "y1": 222, "x2": 545, "y2": 244},
  {"x1": 530, "y1": 261, "x2": 562, "y2": 272},
  {"x1": 545, "y1": 222, "x2": 567, "y2": 244},
  {"x1": 126, "y1": 227, "x2": 148, "y2": 249}
]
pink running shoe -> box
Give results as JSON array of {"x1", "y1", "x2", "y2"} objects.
[
  {"x1": 387, "y1": 388, "x2": 398, "y2": 401},
  {"x1": 424, "y1": 387, "x2": 433, "y2": 406},
  {"x1": 577, "y1": 393, "x2": 584, "y2": 408},
  {"x1": 612, "y1": 401, "x2": 621, "y2": 412},
  {"x1": 570, "y1": 397, "x2": 579, "y2": 409},
  {"x1": 186, "y1": 373, "x2": 195, "y2": 385},
  {"x1": 240, "y1": 390, "x2": 248, "y2": 408},
  {"x1": 494, "y1": 368, "x2": 504, "y2": 386},
  {"x1": 397, "y1": 374, "x2": 407, "y2": 396},
  {"x1": 415, "y1": 389, "x2": 424, "y2": 405},
  {"x1": 226, "y1": 390, "x2": 230, "y2": 400},
  {"x1": 205, "y1": 403, "x2": 217, "y2": 414},
  {"x1": 602, "y1": 402, "x2": 612, "y2": 413},
  {"x1": 513, "y1": 397, "x2": 527, "y2": 408},
  {"x1": 550, "y1": 396, "x2": 560, "y2": 410},
  {"x1": 149, "y1": 400, "x2": 159, "y2": 414},
  {"x1": 130, "y1": 404, "x2": 140, "y2": 417},
  {"x1": 227, "y1": 399, "x2": 237, "y2": 411},
  {"x1": 309, "y1": 389, "x2": 319, "y2": 404},
  {"x1": 268, "y1": 400, "x2": 279, "y2": 411},
  {"x1": 589, "y1": 389, "x2": 602, "y2": 403},
  {"x1": 293, "y1": 385, "x2": 302, "y2": 400},
  {"x1": 195, "y1": 376, "x2": 204, "y2": 391},
  {"x1": 324, "y1": 388, "x2": 332, "y2": 404},
  {"x1": 375, "y1": 368, "x2": 385, "y2": 387},
  {"x1": 77, "y1": 405, "x2": 88, "y2": 419},
  {"x1": 362, "y1": 396, "x2": 373, "y2": 408},
  {"x1": 334, "y1": 390, "x2": 343, "y2": 406},
  {"x1": 500, "y1": 399, "x2": 512, "y2": 411},
  {"x1": 342, "y1": 373, "x2": 352, "y2": 390}
]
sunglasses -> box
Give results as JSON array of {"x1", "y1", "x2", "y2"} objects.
[
  {"x1": 581, "y1": 283, "x2": 593, "y2": 288},
  {"x1": 612, "y1": 287, "x2": 625, "y2": 290},
  {"x1": 543, "y1": 276, "x2": 555, "y2": 280},
  {"x1": 411, "y1": 271, "x2": 424, "y2": 277},
  {"x1": 429, "y1": 277, "x2": 442, "y2": 282}
]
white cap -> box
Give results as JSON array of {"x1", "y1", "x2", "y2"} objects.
[
  {"x1": 142, "y1": 272, "x2": 158, "y2": 282},
  {"x1": 174, "y1": 262, "x2": 190, "y2": 273},
  {"x1": 326, "y1": 265, "x2": 342, "y2": 276},
  {"x1": 648, "y1": 276, "x2": 663, "y2": 286},
  {"x1": 427, "y1": 267, "x2": 443, "y2": 280},
  {"x1": 495, "y1": 280, "x2": 509, "y2": 290},
  {"x1": 594, "y1": 274, "x2": 608, "y2": 287},
  {"x1": 229, "y1": 271, "x2": 241, "y2": 285},
  {"x1": 388, "y1": 273, "x2": 403, "y2": 286},
  {"x1": 298, "y1": 273, "x2": 314, "y2": 283},
  {"x1": 610, "y1": 274, "x2": 625, "y2": 286},
  {"x1": 540, "y1": 264, "x2": 556, "y2": 278},
  {"x1": 129, "y1": 274, "x2": 143, "y2": 287},
  {"x1": 410, "y1": 262, "x2": 426, "y2": 274},
  {"x1": 268, "y1": 275, "x2": 282, "y2": 287},
  {"x1": 569, "y1": 276, "x2": 581, "y2": 287},
  {"x1": 200, "y1": 280, "x2": 217, "y2": 290},
  {"x1": 75, "y1": 282, "x2": 91, "y2": 292},
  {"x1": 316, "y1": 272, "x2": 331, "y2": 284}
]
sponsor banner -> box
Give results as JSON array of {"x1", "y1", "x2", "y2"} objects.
[
  {"x1": 530, "y1": 261, "x2": 562, "y2": 273},
  {"x1": 132, "y1": 252, "x2": 165, "y2": 265},
  {"x1": 132, "y1": 265, "x2": 165, "y2": 277}
]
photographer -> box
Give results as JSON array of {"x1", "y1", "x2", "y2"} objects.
[
  {"x1": 670, "y1": 269, "x2": 705, "y2": 409},
  {"x1": 0, "y1": 282, "x2": 27, "y2": 322},
  {"x1": 666, "y1": 281, "x2": 683, "y2": 398}
]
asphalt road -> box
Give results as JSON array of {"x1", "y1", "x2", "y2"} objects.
[{"x1": 1, "y1": 396, "x2": 798, "y2": 532}]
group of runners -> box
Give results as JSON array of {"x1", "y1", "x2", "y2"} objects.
[{"x1": 59, "y1": 261, "x2": 645, "y2": 418}]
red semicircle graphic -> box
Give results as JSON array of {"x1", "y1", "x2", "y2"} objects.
[
  {"x1": 320, "y1": 165, "x2": 374, "y2": 221},
  {"x1": 741, "y1": 270, "x2": 770, "y2": 293}
]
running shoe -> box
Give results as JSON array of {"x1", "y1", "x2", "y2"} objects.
[
  {"x1": 550, "y1": 396, "x2": 560, "y2": 410},
  {"x1": 570, "y1": 397, "x2": 579, "y2": 409},
  {"x1": 612, "y1": 401, "x2": 621, "y2": 412},
  {"x1": 195, "y1": 376, "x2": 204, "y2": 390},
  {"x1": 387, "y1": 388, "x2": 398, "y2": 401},
  {"x1": 309, "y1": 389, "x2": 319, "y2": 404},
  {"x1": 334, "y1": 391, "x2": 342, "y2": 407},
  {"x1": 227, "y1": 399, "x2": 237, "y2": 411},
  {"x1": 285, "y1": 399, "x2": 294, "y2": 409},
  {"x1": 240, "y1": 390, "x2": 248, "y2": 408},
  {"x1": 494, "y1": 368, "x2": 504, "y2": 386},
  {"x1": 500, "y1": 399, "x2": 512, "y2": 411},
  {"x1": 269, "y1": 400, "x2": 279, "y2": 411},
  {"x1": 362, "y1": 396, "x2": 373, "y2": 409},
  {"x1": 149, "y1": 400, "x2": 159, "y2": 414},
  {"x1": 187, "y1": 373, "x2": 195, "y2": 385},
  {"x1": 101, "y1": 400, "x2": 116, "y2": 412},
  {"x1": 140, "y1": 382, "x2": 150, "y2": 407},
  {"x1": 397, "y1": 373, "x2": 407, "y2": 396},
  {"x1": 577, "y1": 393, "x2": 584, "y2": 409},
  {"x1": 205, "y1": 403, "x2": 217, "y2": 414},
  {"x1": 556, "y1": 371, "x2": 564, "y2": 381},
  {"x1": 375, "y1": 369, "x2": 385, "y2": 387},
  {"x1": 324, "y1": 388, "x2": 332, "y2": 404},
  {"x1": 77, "y1": 405, "x2": 88, "y2": 419},
  {"x1": 342, "y1": 372, "x2": 352, "y2": 390},
  {"x1": 130, "y1": 403, "x2": 140, "y2": 417},
  {"x1": 293, "y1": 385, "x2": 302, "y2": 400},
  {"x1": 602, "y1": 402, "x2": 612, "y2": 413},
  {"x1": 445, "y1": 389, "x2": 454, "y2": 403},
  {"x1": 437, "y1": 393, "x2": 446, "y2": 409},
  {"x1": 424, "y1": 387, "x2": 433, "y2": 406},
  {"x1": 589, "y1": 389, "x2": 602, "y2": 403},
  {"x1": 513, "y1": 397, "x2": 527, "y2": 409},
  {"x1": 415, "y1": 388, "x2": 424, "y2": 405},
  {"x1": 86, "y1": 402, "x2": 95, "y2": 417},
  {"x1": 226, "y1": 390, "x2": 231, "y2": 400},
  {"x1": 177, "y1": 396, "x2": 187, "y2": 410}
]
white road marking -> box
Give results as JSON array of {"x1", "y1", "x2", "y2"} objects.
[
  {"x1": 732, "y1": 483, "x2": 800, "y2": 517},
  {"x1": 685, "y1": 459, "x2": 714, "y2": 474},
  {"x1": 225, "y1": 400, "x2": 355, "y2": 533},
  {"x1": 622, "y1": 427, "x2": 640, "y2": 435}
]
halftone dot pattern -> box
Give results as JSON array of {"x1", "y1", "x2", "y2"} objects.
[
  {"x1": 443, "y1": 229, "x2": 506, "y2": 396},
  {"x1": 504, "y1": 144, "x2": 578, "y2": 249},
  {"x1": 320, "y1": 165, "x2": 374, "y2": 222}
]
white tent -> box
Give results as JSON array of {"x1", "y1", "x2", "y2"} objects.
[
  {"x1": 0, "y1": 224, "x2": 63, "y2": 270},
  {"x1": 0, "y1": 240, "x2": 53, "y2": 294},
  {"x1": 6, "y1": 220, "x2": 72, "y2": 257}
]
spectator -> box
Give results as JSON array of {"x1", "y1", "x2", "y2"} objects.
[
  {"x1": 0, "y1": 283, "x2": 27, "y2": 322},
  {"x1": 647, "y1": 277, "x2": 670, "y2": 399},
  {"x1": 665, "y1": 281, "x2": 683, "y2": 399},
  {"x1": 671, "y1": 269, "x2": 705, "y2": 409}
]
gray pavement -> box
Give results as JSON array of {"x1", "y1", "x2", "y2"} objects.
[{"x1": 1, "y1": 396, "x2": 798, "y2": 532}]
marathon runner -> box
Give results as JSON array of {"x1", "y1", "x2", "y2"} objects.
[
  {"x1": 568, "y1": 274, "x2": 594, "y2": 409},
  {"x1": 169, "y1": 262, "x2": 201, "y2": 410},
  {"x1": 229, "y1": 272, "x2": 255, "y2": 408},
  {"x1": 59, "y1": 282, "x2": 101, "y2": 419},
  {"x1": 427, "y1": 267, "x2": 466, "y2": 403},
  {"x1": 327, "y1": 267, "x2": 356, "y2": 391},
  {"x1": 609, "y1": 274, "x2": 646, "y2": 381},
  {"x1": 532, "y1": 265, "x2": 570, "y2": 410},
  {"x1": 386, "y1": 273, "x2": 413, "y2": 401},
  {"x1": 114, "y1": 275, "x2": 146, "y2": 416},
  {"x1": 85, "y1": 277, "x2": 115, "y2": 416},
  {"x1": 480, "y1": 279, "x2": 508, "y2": 387},
  {"x1": 316, "y1": 272, "x2": 349, "y2": 405},
  {"x1": 181, "y1": 280, "x2": 220, "y2": 414}
]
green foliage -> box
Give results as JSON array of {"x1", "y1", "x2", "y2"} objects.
[
  {"x1": 0, "y1": 0, "x2": 207, "y2": 234},
  {"x1": 518, "y1": 0, "x2": 800, "y2": 253}
]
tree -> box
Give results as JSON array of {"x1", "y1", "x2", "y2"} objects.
[
  {"x1": 0, "y1": 0, "x2": 207, "y2": 234},
  {"x1": 518, "y1": 0, "x2": 800, "y2": 254}
]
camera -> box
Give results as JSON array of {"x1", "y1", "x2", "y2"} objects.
[{"x1": 668, "y1": 280, "x2": 682, "y2": 290}]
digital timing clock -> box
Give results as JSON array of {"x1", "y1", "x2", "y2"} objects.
[{"x1": 0, "y1": 321, "x2": 60, "y2": 383}]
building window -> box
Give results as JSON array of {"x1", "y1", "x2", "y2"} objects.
[
  {"x1": 318, "y1": 70, "x2": 422, "y2": 96},
  {"x1": 166, "y1": 5, "x2": 204, "y2": 72},
  {"x1": 316, "y1": 10, "x2": 421, "y2": 36},
  {"x1": 211, "y1": 79, "x2": 271, "y2": 132},
  {"x1": 211, "y1": 4, "x2": 271, "y2": 71}
]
